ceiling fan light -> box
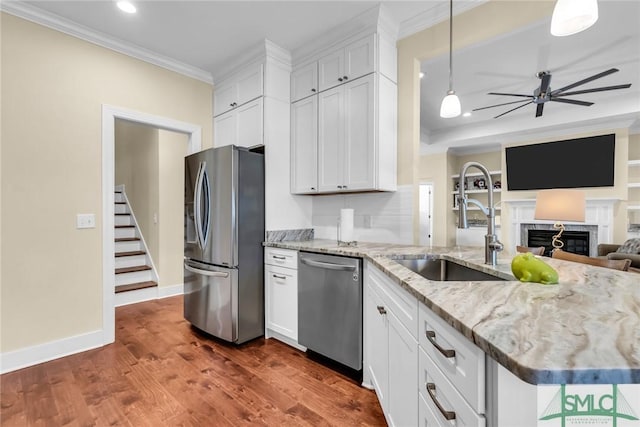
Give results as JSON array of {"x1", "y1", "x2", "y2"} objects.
[
  {"x1": 440, "y1": 91, "x2": 461, "y2": 118},
  {"x1": 551, "y1": 0, "x2": 598, "y2": 36}
]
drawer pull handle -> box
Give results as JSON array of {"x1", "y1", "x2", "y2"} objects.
[
  {"x1": 272, "y1": 255, "x2": 286, "y2": 260},
  {"x1": 426, "y1": 330, "x2": 456, "y2": 358},
  {"x1": 272, "y1": 274, "x2": 287, "y2": 280},
  {"x1": 376, "y1": 305, "x2": 387, "y2": 315},
  {"x1": 426, "y1": 383, "x2": 456, "y2": 421}
]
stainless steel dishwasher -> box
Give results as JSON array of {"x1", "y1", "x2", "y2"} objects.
[{"x1": 298, "y1": 251, "x2": 362, "y2": 371}]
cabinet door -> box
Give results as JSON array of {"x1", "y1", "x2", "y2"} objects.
[
  {"x1": 291, "y1": 62, "x2": 318, "y2": 103},
  {"x1": 236, "y1": 63, "x2": 264, "y2": 106},
  {"x1": 291, "y1": 96, "x2": 318, "y2": 194},
  {"x1": 343, "y1": 74, "x2": 375, "y2": 191},
  {"x1": 213, "y1": 110, "x2": 236, "y2": 148},
  {"x1": 318, "y1": 49, "x2": 344, "y2": 92},
  {"x1": 344, "y1": 35, "x2": 375, "y2": 82},
  {"x1": 265, "y1": 265, "x2": 298, "y2": 340},
  {"x1": 387, "y1": 310, "x2": 418, "y2": 427},
  {"x1": 213, "y1": 82, "x2": 237, "y2": 117},
  {"x1": 365, "y1": 283, "x2": 389, "y2": 413},
  {"x1": 236, "y1": 98, "x2": 263, "y2": 148},
  {"x1": 317, "y1": 86, "x2": 344, "y2": 192}
]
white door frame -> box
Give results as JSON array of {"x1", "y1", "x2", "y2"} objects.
[{"x1": 101, "y1": 104, "x2": 202, "y2": 344}]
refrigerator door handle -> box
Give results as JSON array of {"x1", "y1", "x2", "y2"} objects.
[
  {"x1": 184, "y1": 261, "x2": 230, "y2": 278},
  {"x1": 201, "y1": 167, "x2": 211, "y2": 248},
  {"x1": 194, "y1": 161, "x2": 206, "y2": 250}
]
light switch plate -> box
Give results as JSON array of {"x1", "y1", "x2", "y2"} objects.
[{"x1": 77, "y1": 213, "x2": 96, "y2": 229}]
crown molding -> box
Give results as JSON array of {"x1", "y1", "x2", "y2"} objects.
[
  {"x1": 214, "y1": 39, "x2": 292, "y2": 83},
  {"x1": 398, "y1": 0, "x2": 488, "y2": 40},
  {"x1": 0, "y1": 1, "x2": 214, "y2": 85}
]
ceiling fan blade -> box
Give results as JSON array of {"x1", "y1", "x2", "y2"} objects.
[
  {"x1": 488, "y1": 92, "x2": 532, "y2": 98},
  {"x1": 494, "y1": 101, "x2": 533, "y2": 119},
  {"x1": 472, "y1": 99, "x2": 531, "y2": 112},
  {"x1": 536, "y1": 103, "x2": 544, "y2": 117},
  {"x1": 554, "y1": 84, "x2": 632, "y2": 97},
  {"x1": 539, "y1": 73, "x2": 551, "y2": 95},
  {"x1": 551, "y1": 68, "x2": 619, "y2": 95},
  {"x1": 550, "y1": 98, "x2": 594, "y2": 107}
]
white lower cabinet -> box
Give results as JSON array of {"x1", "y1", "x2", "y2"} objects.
[
  {"x1": 365, "y1": 261, "x2": 540, "y2": 427},
  {"x1": 364, "y1": 261, "x2": 418, "y2": 427},
  {"x1": 264, "y1": 248, "x2": 304, "y2": 350}
]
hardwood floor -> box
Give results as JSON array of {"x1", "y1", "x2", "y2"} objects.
[{"x1": 1, "y1": 296, "x2": 386, "y2": 426}]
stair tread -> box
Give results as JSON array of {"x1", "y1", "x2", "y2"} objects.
[
  {"x1": 115, "y1": 225, "x2": 135, "y2": 228},
  {"x1": 115, "y1": 250, "x2": 146, "y2": 257},
  {"x1": 115, "y1": 202, "x2": 126, "y2": 205},
  {"x1": 115, "y1": 213, "x2": 131, "y2": 216},
  {"x1": 115, "y1": 265, "x2": 152, "y2": 274},
  {"x1": 115, "y1": 237, "x2": 140, "y2": 242},
  {"x1": 115, "y1": 281, "x2": 157, "y2": 294}
]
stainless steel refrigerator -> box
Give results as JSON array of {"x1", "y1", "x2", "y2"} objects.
[{"x1": 183, "y1": 145, "x2": 264, "y2": 344}]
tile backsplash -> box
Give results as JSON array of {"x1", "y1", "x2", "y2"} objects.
[{"x1": 312, "y1": 185, "x2": 413, "y2": 245}]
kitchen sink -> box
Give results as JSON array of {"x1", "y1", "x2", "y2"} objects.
[{"x1": 394, "y1": 258, "x2": 505, "y2": 281}]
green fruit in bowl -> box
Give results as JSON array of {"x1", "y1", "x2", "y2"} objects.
[{"x1": 511, "y1": 252, "x2": 559, "y2": 285}]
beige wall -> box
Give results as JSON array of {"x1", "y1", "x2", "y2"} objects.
[
  {"x1": 158, "y1": 130, "x2": 188, "y2": 288},
  {"x1": 1, "y1": 13, "x2": 212, "y2": 353},
  {"x1": 398, "y1": 1, "x2": 555, "y2": 244},
  {"x1": 115, "y1": 120, "x2": 160, "y2": 265}
]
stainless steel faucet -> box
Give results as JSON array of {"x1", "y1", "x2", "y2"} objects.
[{"x1": 457, "y1": 161, "x2": 504, "y2": 265}]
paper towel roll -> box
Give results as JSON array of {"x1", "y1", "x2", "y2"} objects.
[{"x1": 340, "y1": 209, "x2": 354, "y2": 242}]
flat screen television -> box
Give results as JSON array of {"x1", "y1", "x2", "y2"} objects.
[{"x1": 505, "y1": 134, "x2": 615, "y2": 191}]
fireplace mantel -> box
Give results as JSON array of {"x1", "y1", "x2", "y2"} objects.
[{"x1": 503, "y1": 199, "x2": 617, "y2": 256}]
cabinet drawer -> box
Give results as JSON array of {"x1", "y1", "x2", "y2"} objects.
[
  {"x1": 366, "y1": 262, "x2": 418, "y2": 338},
  {"x1": 419, "y1": 303, "x2": 485, "y2": 413},
  {"x1": 264, "y1": 247, "x2": 298, "y2": 269},
  {"x1": 419, "y1": 347, "x2": 486, "y2": 427}
]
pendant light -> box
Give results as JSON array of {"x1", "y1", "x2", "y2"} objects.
[
  {"x1": 551, "y1": 0, "x2": 598, "y2": 37},
  {"x1": 440, "y1": 0, "x2": 461, "y2": 118}
]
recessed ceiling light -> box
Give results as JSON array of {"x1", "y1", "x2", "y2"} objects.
[
  {"x1": 419, "y1": 72, "x2": 425, "y2": 79},
  {"x1": 463, "y1": 112, "x2": 472, "y2": 117},
  {"x1": 117, "y1": 1, "x2": 136, "y2": 14}
]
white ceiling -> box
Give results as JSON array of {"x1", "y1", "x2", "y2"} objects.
[
  {"x1": 18, "y1": 0, "x2": 443, "y2": 79},
  {"x1": 420, "y1": 0, "x2": 640, "y2": 152},
  {"x1": 5, "y1": 0, "x2": 640, "y2": 153}
]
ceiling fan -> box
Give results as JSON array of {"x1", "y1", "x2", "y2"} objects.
[{"x1": 473, "y1": 68, "x2": 632, "y2": 118}]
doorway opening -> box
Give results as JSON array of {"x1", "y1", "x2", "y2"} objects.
[{"x1": 102, "y1": 104, "x2": 201, "y2": 345}]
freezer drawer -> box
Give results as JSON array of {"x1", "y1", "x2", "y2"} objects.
[{"x1": 183, "y1": 260, "x2": 238, "y2": 342}]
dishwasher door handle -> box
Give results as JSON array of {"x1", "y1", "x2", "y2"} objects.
[{"x1": 300, "y1": 258, "x2": 357, "y2": 271}]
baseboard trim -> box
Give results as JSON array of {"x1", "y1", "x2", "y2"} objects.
[
  {"x1": 0, "y1": 329, "x2": 104, "y2": 374},
  {"x1": 158, "y1": 283, "x2": 184, "y2": 299},
  {"x1": 1, "y1": 284, "x2": 185, "y2": 374},
  {"x1": 115, "y1": 283, "x2": 184, "y2": 307}
]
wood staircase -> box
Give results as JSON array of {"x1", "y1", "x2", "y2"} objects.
[{"x1": 114, "y1": 189, "x2": 158, "y2": 298}]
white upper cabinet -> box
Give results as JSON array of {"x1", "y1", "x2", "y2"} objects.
[
  {"x1": 318, "y1": 74, "x2": 376, "y2": 192},
  {"x1": 291, "y1": 62, "x2": 318, "y2": 103},
  {"x1": 290, "y1": 30, "x2": 397, "y2": 195},
  {"x1": 213, "y1": 62, "x2": 264, "y2": 117},
  {"x1": 318, "y1": 34, "x2": 376, "y2": 92},
  {"x1": 291, "y1": 95, "x2": 318, "y2": 193},
  {"x1": 213, "y1": 98, "x2": 263, "y2": 148}
]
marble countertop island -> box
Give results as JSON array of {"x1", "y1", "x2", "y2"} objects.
[{"x1": 264, "y1": 239, "x2": 640, "y2": 385}]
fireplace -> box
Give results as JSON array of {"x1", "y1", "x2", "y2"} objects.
[
  {"x1": 527, "y1": 229, "x2": 590, "y2": 257},
  {"x1": 506, "y1": 199, "x2": 616, "y2": 257},
  {"x1": 521, "y1": 223, "x2": 599, "y2": 256}
]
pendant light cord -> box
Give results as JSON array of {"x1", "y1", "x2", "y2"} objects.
[{"x1": 448, "y1": 0, "x2": 454, "y2": 92}]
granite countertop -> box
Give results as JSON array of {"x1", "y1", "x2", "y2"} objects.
[{"x1": 264, "y1": 239, "x2": 640, "y2": 385}]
